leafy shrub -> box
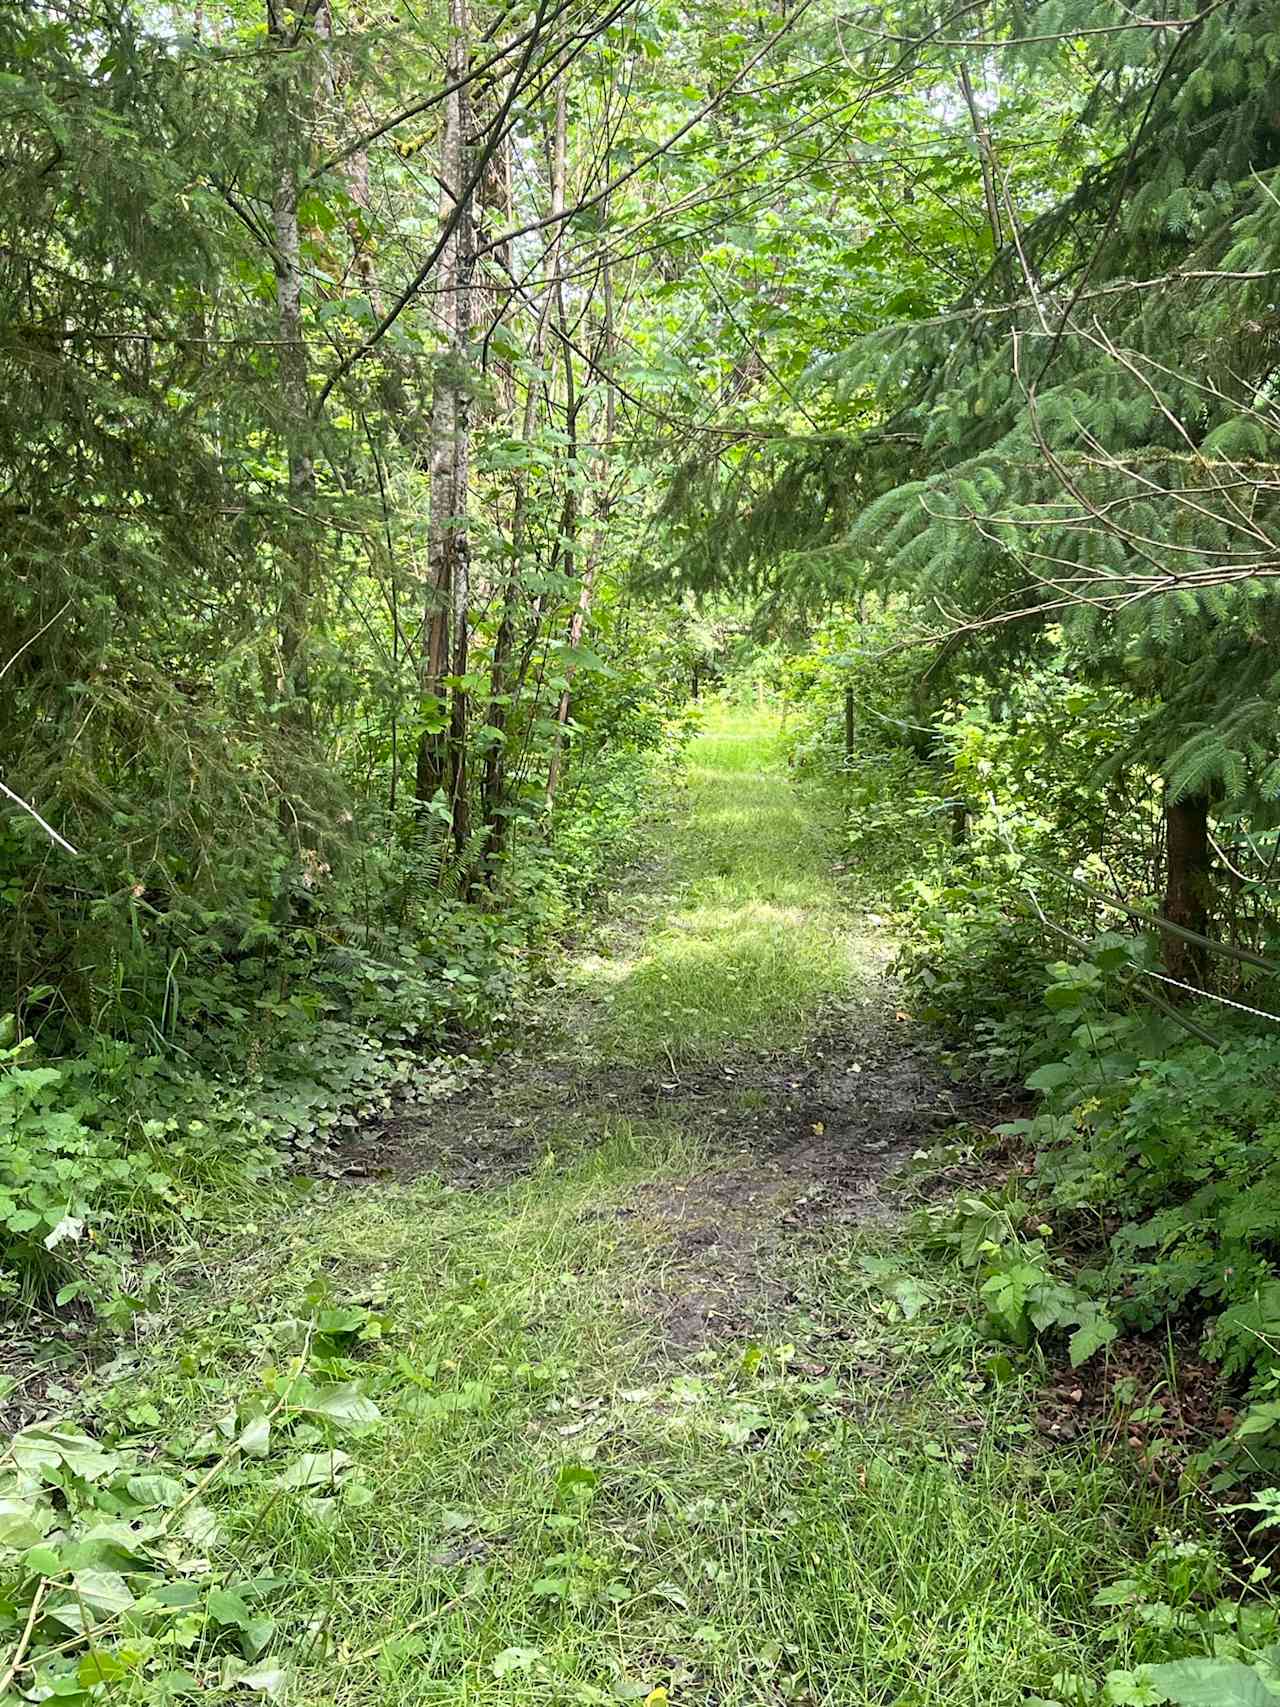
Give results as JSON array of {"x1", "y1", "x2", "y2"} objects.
[
  {"x1": 0, "y1": 718, "x2": 680, "y2": 1327},
  {"x1": 0, "y1": 1026, "x2": 151, "y2": 1306},
  {"x1": 913, "y1": 1189, "x2": 1117, "y2": 1367},
  {"x1": 787, "y1": 610, "x2": 1280, "y2": 1480}
]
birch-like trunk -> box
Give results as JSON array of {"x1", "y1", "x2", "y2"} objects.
[
  {"x1": 546, "y1": 155, "x2": 615, "y2": 807},
  {"x1": 544, "y1": 83, "x2": 580, "y2": 808},
  {"x1": 415, "y1": 0, "x2": 472, "y2": 820}
]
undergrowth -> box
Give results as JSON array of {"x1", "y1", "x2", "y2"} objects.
[
  {"x1": 0, "y1": 735, "x2": 683, "y2": 1329},
  {"x1": 1, "y1": 1121, "x2": 1259, "y2": 1707},
  {"x1": 784, "y1": 605, "x2": 1280, "y2": 1497}
]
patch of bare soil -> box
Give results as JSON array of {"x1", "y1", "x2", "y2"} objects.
[
  {"x1": 611, "y1": 1013, "x2": 979, "y2": 1350},
  {"x1": 332, "y1": 980, "x2": 1002, "y2": 1354}
]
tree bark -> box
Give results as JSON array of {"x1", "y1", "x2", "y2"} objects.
[
  {"x1": 267, "y1": 0, "x2": 317, "y2": 757},
  {"x1": 477, "y1": 118, "x2": 558, "y2": 869},
  {"x1": 958, "y1": 62, "x2": 1002, "y2": 250},
  {"x1": 545, "y1": 87, "x2": 620, "y2": 810},
  {"x1": 1163, "y1": 792, "x2": 1212, "y2": 985},
  {"x1": 415, "y1": 0, "x2": 472, "y2": 821}
]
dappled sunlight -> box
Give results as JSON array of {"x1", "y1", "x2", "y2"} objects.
[
  {"x1": 570, "y1": 951, "x2": 638, "y2": 986},
  {"x1": 597, "y1": 711, "x2": 874, "y2": 1062}
]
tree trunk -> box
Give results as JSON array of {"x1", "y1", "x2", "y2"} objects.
[
  {"x1": 479, "y1": 132, "x2": 539, "y2": 868},
  {"x1": 1163, "y1": 792, "x2": 1212, "y2": 985},
  {"x1": 543, "y1": 83, "x2": 582, "y2": 809},
  {"x1": 843, "y1": 683, "x2": 855, "y2": 759},
  {"x1": 267, "y1": 0, "x2": 317, "y2": 791},
  {"x1": 415, "y1": 0, "x2": 471, "y2": 819}
]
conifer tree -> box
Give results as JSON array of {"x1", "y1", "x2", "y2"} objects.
[{"x1": 671, "y1": 0, "x2": 1280, "y2": 973}]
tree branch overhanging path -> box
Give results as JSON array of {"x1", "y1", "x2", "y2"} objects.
[{"x1": 10, "y1": 5, "x2": 1280, "y2": 1700}]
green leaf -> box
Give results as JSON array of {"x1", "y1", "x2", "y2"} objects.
[
  {"x1": 149, "y1": 1581, "x2": 202, "y2": 1608},
  {"x1": 239, "y1": 1662, "x2": 289, "y2": 1699},
  {"x1": 315, "y1": 1307, "x2": 366, "y2": 1338},
  {"x1": 295, "y1": 1383, "x2": 381, "y2": 1432},
  {"x1": 77, "y1": 1652, "x2": 132, "y2": 1686},
  {"x1": 1069, "y1": 1315, "x2": 1118, "y2": 1368},
  {"x1": 0, "y1": 1496, "x2": 47, "y2": 1550},
  {"x1": 125, "y1": 1472, "x2": 184, "y2": 1507},
  {"x1": 1147, "y1": 1659, "x2": 1280, "y2": 1705},
  {"x1": 236, "y1": 1415, "x2": 272, "y2": 1457},
  {"x1": 73, "y1": 1569, "x2": 135, "y2": 1616},
  {"x1": 1026, "y1": 1062, "x2": 1073, "y2": 1092},
  {"x1": 556, "y1": 1464, "x2": 599, "y2": 1500},
  {"x1": 208, "y1": 1587, "x2": 254, "y2": 1627},
  {"x1": 12, "y1": 1422, "x2": 118, "y2": 1481},
  {"x1": 885, "y1": 1275, "x2": 927, "y2": 1319},
  {"x1": 276, "y1": 1450, "x2": 352, "y2": 1489},
  {"x1": 1102, "y1": 1666, "x2": 1166, "y2": 1705},
  {"x1": 492, "y1": 1647, "x2": 541, "y2": 1677},
  {"x1": 25, "y1": 1543, "x2": 62, "y2": 1575}
]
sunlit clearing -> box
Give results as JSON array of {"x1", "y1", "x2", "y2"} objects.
[{"x1": 596, "y1": 708, "x2": 873, "y2": 1062}]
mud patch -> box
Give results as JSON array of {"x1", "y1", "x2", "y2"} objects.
[
  {"x1": 330, "y1": 991, "x2": 984, "y2": 1197},
  {"x1": 603, "y1": 1010, "x2": 991, "y2": 1351},
  {"x1": 328, "y1": 932, "x2": 999, "y2": 1358}
]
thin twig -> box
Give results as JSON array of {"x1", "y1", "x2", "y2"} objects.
[
  {"x1": 0, "y1": 1579, "x2": 49, "y2": 1697},
  {"x1": 0, "y1": 779, "x2": 79, "y2": 856}
]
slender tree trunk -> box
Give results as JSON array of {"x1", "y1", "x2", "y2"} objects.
[
  {"x1": 447, "y1": 170, "x2": 474, "y2": 853},
  {"x1": 268, "y1": 0, "x2": 316, "y2": 748},
  {"x1": 958, "y1": 62, "x2": 1002, "y2": 250},
  {"x1": 545, "y1": 103, "x2": 622, "y2": 810},
  {"x1": 481, "y1": 370, "x2": 539, "y2": 860},
  {"x1": 544, "y1": 85, "x2": 579, "y2": 807},
  {"x1": 416, "y1": 0, "x2": 471, "y2": 818},
  {"x1": 1163, "y1": 792, "x2": 1212, "y2": 985}
]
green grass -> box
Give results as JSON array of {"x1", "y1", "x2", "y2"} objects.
[
  {"x1": 595, "y1": 707, "x2": 873, "y2": 1064},
  {"x1": 78, "y1": 1140, "x2": 1175, "y2": 1707},
  {"x1": 22, "y1": 704, "x2": 1213, "y2": 1707}
]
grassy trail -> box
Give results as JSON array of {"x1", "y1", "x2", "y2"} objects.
[
  {"x1": 111, "y1": 712, "x2": 1169, "y2": 1706},
  {"x1": 593, "y1": 708, "x2": 870, "y2": 1063}
]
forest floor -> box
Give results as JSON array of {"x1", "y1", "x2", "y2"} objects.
[{"x1": 58, "y1": 711, "x2": 1181, "y2": 1705}]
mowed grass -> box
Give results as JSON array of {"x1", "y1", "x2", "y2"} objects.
[
  {"x1": 110, "y1": 1132, "x2": 1170, "y2": 1707},
  {"x1": 596, "y1": 708, "x2": 871, "y2": 1063}
]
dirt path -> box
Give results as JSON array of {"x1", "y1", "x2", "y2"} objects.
[{"x1": 335, "y1": 708, "x2": 959, "y2": 1348}]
